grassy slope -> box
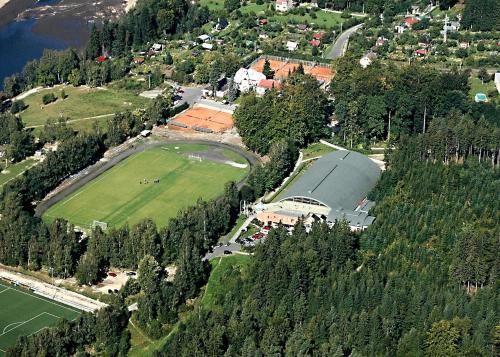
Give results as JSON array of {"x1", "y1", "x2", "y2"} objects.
[
  {"x1": 202, "y1": 255, "x2": 252, "y2": 309},
  {"x1": 0, "y1": 158, "x2": 38, "y2": 187},
  {"x1": 18, "y1": 85, "x2": 149, "y2": 130},
  {"x1": 270, "y1": 10, "x2": 345, "y2": 28},
  {"x1": 0, "y1": 281, "x2": 80, "y2": 354},
  {"x1": 301, "y1": 142, "x2": 336, "y2": 160},
  {"x1": 43, "y1": 144, "x2": 248, "y2": 229}
]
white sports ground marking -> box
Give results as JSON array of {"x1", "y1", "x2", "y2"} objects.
[
  {"x1": 0, "y1": 313, "x2": 46, "y2": 337},
  {"x1": 1, "y1": 312, "x2": 63, "y2": 338},
  {"x1": 0, "y1": 287, "x2": 11, "y2": 295}
]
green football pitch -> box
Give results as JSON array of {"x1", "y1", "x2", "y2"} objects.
[
  {"x1": 0, "y1": 281, "x2": 81, "y2": 355},
  {"x1": 43, "y1": 144, "x2": 249, "y2": 229}
]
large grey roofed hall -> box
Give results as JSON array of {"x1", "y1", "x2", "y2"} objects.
[{"x1": 279, "y1": 150, "x2": 381, "y2": 210}]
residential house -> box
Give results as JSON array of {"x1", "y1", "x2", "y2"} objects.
[
  {"x1": 96, "y1": 55, "x2": 107, "y2": 63},
  {"x1": 459, "y1": 42, "x2": 469, "y2": 49},
  {"x1": 151, "y1": 43, "x2": 163, "y2": 52},
  {"x1": 234, "y1": 68, "x2": 266, "y2": 92},
  {"x1": 360, "y1": 52, "x2": 377, "y2": 69},
  {"x1": 309, "y1": 39, "x2": 321, "y2": 47},
  {"x1": 203, "y1": 77, "x2": 229, "y2": 98},
  {"x1": 394, "y1": 25, "x2": 407, "y2": 34},
  {"x1": 297, "y1": 24, "x2": 308, "y2": 31},
  {"x1": 259, "y1": 19, "x2": 268, "y2": 25},
  {"x1": 375, "y1": 37, "x2": 387, "y2": 47},
  {"x1": 133, "y1": 57, "x2": 145, "y2": 64},
  {"x1": 215, "y1": 18, "x2": 228, "y2": 31},
  {"x1": 198, "y1": 34, "x2": 211, "y2": 42},
  {"x1": 286, "y1": 41, "x2": 298, "y2": 51},
  {"x1": 495, "y1": 72, "x2": 500, "y2": 94},
  {"x1": 404, "y1": 17, "x2": 420, "y2": 27},
  {"x1": 201, "y1": 43, "x2": 214, "y2": 51},
  {"x1": 312, "y1": 32, "x2": 324, "y2": 40},
  {"x1": 256, "y1": 79, "x2": 282, "y2": 96},
  {"x1": 276, "y1": 0, "x2": 294, "y2": 12},
  {"x1": 415, "y1": 49, "x2": 427, "y2": 57},
  {"x1": 259, "y1": 31, "x2": 269, "y2": 39}
]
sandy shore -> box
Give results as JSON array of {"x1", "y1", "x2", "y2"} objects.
[
  {"x1": 0, "y1": 0, "x2": 10, "y2": 10},
  {"x1": 125, "y1": 0, "x2": 137, "y2": 12}
]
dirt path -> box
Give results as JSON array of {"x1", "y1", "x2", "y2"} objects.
[{"x1": 26, "y1": 113, "x2": 115, "y2": 129}]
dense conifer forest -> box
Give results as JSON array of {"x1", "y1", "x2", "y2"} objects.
[{"x1": 156, "y1": 130, "x2": 499, "y2": 357}]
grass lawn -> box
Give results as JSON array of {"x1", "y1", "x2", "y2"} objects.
[
  {"x1": 0, "y1": 158, "x2": 39, "y2": 187},
  {"x1": 0, "y1": 280, "x2": 80, "y2": 355},
  {"x1": 43, "y1": 144, "x2": 249, "y2": 229},
  {"x1": 240, "y1": 2, "x2": 268, "y2": 14},
  {"x1": 202, "y1": 255, "x2": 251, "y2": 309},
  {"x1": 301, "y1": 142, "x2": 336, "y2": 160},
  {"x1": 18, "y1": 85, "x2": 149, "y2": 130},
  {"x1": 199, "y1": 0, "x2": 223, "y2": 11},
  {"x1": 469, "y1": 77, "x2": 499, "y2": 103},
  {"x1": 270, "y1": 10, "x2": 345, "y2": 28}
]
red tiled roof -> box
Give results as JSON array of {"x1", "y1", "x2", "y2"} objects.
[
  {"x1": 404, "y1": 17, "x2": 420, "y2": 26},
  {"x1": 258, "y1": 79, "x2": 282, "y2": 90},
  {"x1": 415, "y1": 49, "x2": 427, "y2": 55},
  {"x1": 309, "y1": 39, "x2": 321, "y2": 47},
  {"x1": 259, "y1": 19, "x2": 268, "y2": 25},
  {"x1": 312, "y1": 32, "x2": 324, "y2": 40},
  {"x1": 96, "y1": 55, "x2": 107, "y2": 63}
]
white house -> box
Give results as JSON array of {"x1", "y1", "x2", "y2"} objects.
[
  {"x1": 494, "y1": 72, "x2": 500, "y2": 94},
  {"x1": 198, "y1": 34, "x2": 211, "y2": 42},
  {"x1": 256, "y1": 79, "x2": 282, "y2": 96},
  {"x1": 286, "y1": 41, "x2": 298, "y2": 51},
  {"x1": 360, "y1": 52, "x2": 377, "y2": 69},
  {"x1": 234, "y1": 68, "x2": 266, "y2": 92},
  {"x1": 151, "y1": 43, "x2": 162, "y2": 52},
  {"x1": 201, "y1": 43, "x2": 214, "y2": 50},
  {"x1": 276, "y1": 0, "x2": 294, "y2": 12}
]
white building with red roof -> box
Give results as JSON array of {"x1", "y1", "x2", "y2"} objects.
[
  {"x1": 276, "y1": 0, "x2": 294, "y2": 12},
  {"x1": 256, "y1": 79, "x2": 282, "y2": 96}
]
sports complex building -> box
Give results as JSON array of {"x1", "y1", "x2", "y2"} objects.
[{"x1": 257, "y1": 150, "x2": 381, "y2": 231}]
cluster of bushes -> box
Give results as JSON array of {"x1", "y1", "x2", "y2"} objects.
[{"x1": 42, "y1": 92, "x2": 57, "y2": 105}]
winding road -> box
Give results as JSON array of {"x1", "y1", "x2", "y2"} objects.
[{"x1": 324, "y1": 23, "x2": 364, "y2": 60}]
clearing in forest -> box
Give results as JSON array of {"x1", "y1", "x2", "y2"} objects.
[{"x1": 43, "y1": 144, "x2": 249, "y2": 229}]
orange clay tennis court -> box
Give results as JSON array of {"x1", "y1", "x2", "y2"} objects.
[
  {"x1": 168, "y1": 106, "x2": 233, "y2": 133},
  {"x1": 251, "y1": 58, "x2": 334, "y2": 83}
]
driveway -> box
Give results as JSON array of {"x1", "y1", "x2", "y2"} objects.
[
  {"x1": 203, "y1": 242, "x2": 245, "y2": 260},
  {"x1": 324, "y1": 23, "x2": 363, "y2": 59},
  {"x1": 178, "y1": 86, "x2": 203, "y2": 106}
]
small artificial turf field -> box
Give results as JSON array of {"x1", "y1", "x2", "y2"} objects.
[
  {"x1": 43, "y1": 144, "x2": 249, "y2": 229},
  {"x1": 0, "y1": 281, "x2": 80, "y2": 355}
]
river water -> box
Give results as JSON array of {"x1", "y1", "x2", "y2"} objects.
[{"x1": 0, "y1": 0, "x2": 85, "y2": 88}]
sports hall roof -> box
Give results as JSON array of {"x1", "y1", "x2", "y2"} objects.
[{"x1": 279, "y1": 150, "x2": 381, "y2": 211}]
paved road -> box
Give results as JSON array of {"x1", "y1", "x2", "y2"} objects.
[
  {"x1": 203, "y1": 243, "x2": 246, "y2": 261},
  {"x1": 179, "y1": 86, "x2": 203, "y2": 106},
  {"x1": 324, "y1": 23, "x2": 364, "y2": 60}
]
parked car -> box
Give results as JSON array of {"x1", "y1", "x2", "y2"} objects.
[
  {"x1": 126, "y1": 271, "x2": 136, "y2": 276},
  {"x1": 252, "y1": 233, "x2": 264, "y2": 240},
  {"x1": 108, "y1": 272, "x2": 117, "y2": 277},
  {"x1": 223, "y1": 250, "x2": 232, "y2": 255}
]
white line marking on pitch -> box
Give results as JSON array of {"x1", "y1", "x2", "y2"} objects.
[{"x1": 0, "y1": 287, "x2": 11, "y2": 295}]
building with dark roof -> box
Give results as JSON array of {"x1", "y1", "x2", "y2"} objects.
[{"x1": 257, "y1": 150, "x2": 381, "y2": 231}]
